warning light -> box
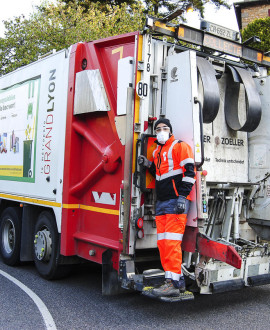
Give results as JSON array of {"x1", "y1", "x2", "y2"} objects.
[
  {"x1": 186, "y1": 4, "x2": 193, "y2": 13},
  {"x1": 202, "y1": 170, "x2": 208, "y2": 176},
  {"x1": 136, "y1": 217, "x2": 144, "y2": 229},
  {"x1": 137, "y1": 229, "x2": 144, "y2": 239}
]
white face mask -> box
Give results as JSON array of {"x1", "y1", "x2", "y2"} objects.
[{"x1": 157, "y1": 131, "x2": 170, "y2": 144}]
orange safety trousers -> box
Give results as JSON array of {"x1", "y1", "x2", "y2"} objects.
[{"x1": 156, "y1": 210, "x2": 188, "y2": 282}]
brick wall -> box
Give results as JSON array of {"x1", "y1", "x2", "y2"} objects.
[{"x1": 242, "y1": 4, "x2": 270, "y2": 29}]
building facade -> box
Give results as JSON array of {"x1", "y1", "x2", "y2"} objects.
[{"x1": 234, "y1": 0, "x2": 270, "y2": 30}]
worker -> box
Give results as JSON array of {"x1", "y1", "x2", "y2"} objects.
[{"x1": 139, "y1": 118, "x2": 195, "y2": 298}]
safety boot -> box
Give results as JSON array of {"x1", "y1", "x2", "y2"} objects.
[
  {"x1": 178, "y1": 277, "x2": 194, "y2": 299},
  {"x1": 179, "y1": 276, "x2": 186, "y2": 293},
  {"x1": 152, "y1": 279, "x2": 180, "y2": 297}
]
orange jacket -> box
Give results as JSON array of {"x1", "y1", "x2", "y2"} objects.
[{"x1": 150, "y1": 135, "x2": 195, "y2": 201}]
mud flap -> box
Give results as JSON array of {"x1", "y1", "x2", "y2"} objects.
[
  {"x1": 20, "y1": 205, "x2": 38, "y2": 261},
  {"x1": 102, "y1": 250, "x2": 123, "y2": 295}
]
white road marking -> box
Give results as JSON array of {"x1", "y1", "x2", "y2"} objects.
[{"x1": 0, "y1": 269, "x2": 57, "y2": 329}]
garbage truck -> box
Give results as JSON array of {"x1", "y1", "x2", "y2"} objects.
[{"x1": 1, "y1": 15, "x2": 270, "y2": 300}]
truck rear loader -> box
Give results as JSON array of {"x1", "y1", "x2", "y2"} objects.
[{"x1": 1, "y1": 16, "x2": 270, "y2": 300}]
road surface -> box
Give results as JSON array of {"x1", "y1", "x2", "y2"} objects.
[{"x1": 0, "y1": 259, "x2": 269, "y2": 329}]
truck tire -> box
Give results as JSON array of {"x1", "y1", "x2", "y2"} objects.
[
  {"x1": 33, "y1": 211, "x2": 70, "y2": 280},
  {"x1": 0, "y1": 207, "x2": 22, "y2": 266}
]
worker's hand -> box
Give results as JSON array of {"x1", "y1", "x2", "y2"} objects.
[
  {"x1": 138, "y1": 155, "x2": 152, "y2": 168},
  {"x1": 176, "y1": 196, "x2": 187, "y2": 214}
]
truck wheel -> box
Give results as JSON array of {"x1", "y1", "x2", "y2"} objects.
[
  {"x1": 0, "y1": 207, "x2": 22, "y2": 266},
  {"x1": 33, "y1": 211, "x2": 70, "y2": 280}
]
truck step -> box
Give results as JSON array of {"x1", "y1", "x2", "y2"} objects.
[{"x1": 142, "y1": 287, "x2": 194, "y2": 302}]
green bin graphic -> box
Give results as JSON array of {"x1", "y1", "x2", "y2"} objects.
[
  {"x1": 27, "y1": 103, "x2": 33, "y2": 119},
  {"x1": 23, "y1": 140, "x2": 33, "y2": 177}
]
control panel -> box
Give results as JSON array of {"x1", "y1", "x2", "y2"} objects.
[{"x1": 196, "y1": 170, "x2": 208, "y2": 219}]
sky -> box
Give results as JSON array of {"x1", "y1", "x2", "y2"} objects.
[
  {"x1": 0, "y1": 0, "x2": 242, "y2": 37},
  {"x1": 186, "y1": 0, "x2": 242, "y2": 31},
  {"x1": 0, "y1": 0, "x2": 42, "y2": 37}
]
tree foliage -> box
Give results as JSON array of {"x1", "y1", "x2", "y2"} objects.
[
  {"x1": 0, "y1": 0, "x2": 230, "y2": 75},
  {"x1": 59, "y1": 0, "x2": 230, "y2": 16},
  {"x1": 0, "y1": 1, "x2": 145, "y2": 75},
  {"x1": 242, "y1": 17, "x2": 270, "y2": 52},
  {"x1": 58, "y1": 0, "x2": 137, "y2": 11},
  {"x1": 145, "y1": 0, "x2": 229, "y2": 16},
  {"x1": 64, "y1": 0, "x2": 230, "y2": 16}
]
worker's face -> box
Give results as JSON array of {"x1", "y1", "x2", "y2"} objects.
[{"x1": 155, "y1": 124, "x2": 171, "y2": 144}]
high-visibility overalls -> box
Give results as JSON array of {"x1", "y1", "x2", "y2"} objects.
[{"x1": 150, "y1": 135, "x2": 195, "y2": 282}]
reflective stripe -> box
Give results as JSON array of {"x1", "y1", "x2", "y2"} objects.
[
  {"x1": 157, "y1": 233, "x2": 165, "y2": 240},
  {"x1": 156, "y1": 168, "x2": 183, "y2": 181},
  {"x1": 166, "y1": 232, "x2": 183, "y2": 240},
  {"x1": 152, "y1": 145, "x2": 159, "y2": 159},
  {"x1": 167, "y1": 140, "x2": 178, "y2": 173},
  {"x1": 165, "y1": 271, "x2": 181, "y2": 281},
  {"x1": 0, "y1": 193, "x2": 61, "y2": 208},
  {"x1": 157, "y1": 232, "x2": 183, "y2": 241},
  {"x1": 182, "y1": 177, "x2": 196, "y2": 184},
  {"x1": 180, "y1": 158, "x2": 195, "y2": 167},
  {"x1": 154, "y1": 140, "x2": 182, "y2": 181}
]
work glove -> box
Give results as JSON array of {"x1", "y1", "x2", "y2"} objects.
[
  {"x1": 138, "y1": 155, "x2": 152, "y2": 168},
  {"x1": 176, "y1": 195, "x2": 187, "y2": 214}
]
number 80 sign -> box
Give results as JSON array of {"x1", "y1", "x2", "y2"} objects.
[{"x1": 136, "y1": 81, "x2": 148, "y2": 99}]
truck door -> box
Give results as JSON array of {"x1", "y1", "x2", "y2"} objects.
[{"x1": 165, "y1": 50, "x2": 206, "y2": 227}]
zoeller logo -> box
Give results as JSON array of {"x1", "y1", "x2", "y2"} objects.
[{"x1": 171, "y1": 67, "x2": 178, "y2": 82}]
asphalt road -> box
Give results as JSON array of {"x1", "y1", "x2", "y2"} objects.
[{"x1": 0, "y1": 259, "x2": 270, "y2": 330}]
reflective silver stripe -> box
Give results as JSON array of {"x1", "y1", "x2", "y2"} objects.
[
  {"x1": 165, "y1": 232, "x2": 183, "y2": 240},
  {"x1": 157, "y1": 233, "x2": 165, "y2": 240},
  {"x1": 156, "y1": 168, "x2": 183, "y2": 181},
  {"x1": 152, "y1": 145, "x2": 159, "y2": 159},
  {"x1": 167, "y1": 140, "x2": 178, "y2": 173},
  {"x1": 180, "y1": 158, "x2": 195, "y2": 167},
  {"x1": 157, "y1": 232, "x2": 183, "y2": 241},
  {"x1": 155, "y1": 140, "x2": 183, "y2": 181},
  {"x1": 182, "y1": 177, "x2": 196, "y2": 184},
  {"x1": 165, "y1": 271, "x2": 181, "y2": 281}
]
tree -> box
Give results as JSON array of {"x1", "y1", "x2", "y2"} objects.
[
  {"x1": 58, "y1": 0, "x2": 137, "y2": 11},
  {"x1": 59, "y1": 0, "x2": 230, "y2": 16},
  {"x1": 0, "y1": 0, "x2": 231, "y2": 75},
  {"x1": 0, "y1": 1, "x2": 145, "y2": 75},
  {"x1": 144, "y1": 0, "x2": 230, "y2": 16},
  {"x1": 242, "y1": 17, "x2": 270, "y2": 52}
]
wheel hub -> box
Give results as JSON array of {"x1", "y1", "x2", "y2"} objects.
[
  {"x1": 34, "y1": 229, "x2": 52, "y2": 261},
  {"x1": 2, "y1": 219, "x2": 15, "y2": 254}
]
